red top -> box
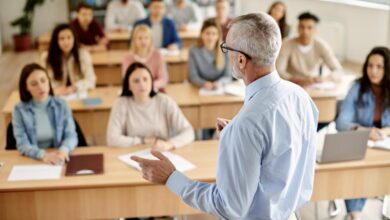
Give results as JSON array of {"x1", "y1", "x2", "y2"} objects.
[{"x1": 71, "y1": 19, "x2": 105, "y2": 46}]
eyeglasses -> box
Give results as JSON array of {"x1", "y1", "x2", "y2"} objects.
[{"x1": 220, "y1": 41, "x2": 252, "y2": 60}]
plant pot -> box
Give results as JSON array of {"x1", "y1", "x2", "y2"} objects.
[{"x1": 13, "y1": 34, "x2": 32, "y2": 52}]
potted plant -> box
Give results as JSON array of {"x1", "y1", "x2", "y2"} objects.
[{"x1": 10, "y1": 0, "x2": 45, "y2": 51}]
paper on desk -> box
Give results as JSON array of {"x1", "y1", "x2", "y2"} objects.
[
  {"x1": 199, "y1": 86, "x2": 225, "y2": 96},
  {"x1": 118, "y1": 149, "x2": 196, "y2": 172},
  {"x1": 224, "y1": 83, "x2": 245, "y2": 97},
  {"x1": 59, "y1": 91, "x2": 88, "y2": 101},
  {"x1": 8, "y1": 165, "x2": 63, "y2": 181},
  {"x1": 368, "y1": 137, "x2": 390, "y2": 150},
  {"x1": 310, "y1": 81, "x2": 336, "y2": 90},
  {"x1": 159, "y1": 48, "x2": 180, "y2": 57}
]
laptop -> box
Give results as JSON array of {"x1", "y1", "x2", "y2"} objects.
[{"x1": 316, "y1": 130, "x2": 370, "y2": 164}]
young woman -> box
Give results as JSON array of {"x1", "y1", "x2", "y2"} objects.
[
  {"x1": 268, "y1": 1, "x2": 290, "y2": 39},
  {"x1": 12, "y1": 63, "x2": 77, "y2": 164},
  {"x1": 188, "y1": 18, "x2": 231, "y2": 90},
  {"x1": 336, "y1": 46, "x2": 390, "y2": 220},
  {"x1": 107, "y1": 62, "x2": 194, "y2": 150},
  {"x1": 40, "y1": 23, "x2": 96, "y2": 96},
  {"x1": 122, "y1": 24, "x2": 168, "y2": 91}
]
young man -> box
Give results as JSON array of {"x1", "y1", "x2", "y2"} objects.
[
  {"x1": 71, "y1": 3, "x2": 109, "y2": 52},
  {"x1": 134, "y1": 0, "x2": 181, "y2": 50},
  {"x1": 104, "y1": 0, "x2": 146, "y2": 32},
  {"x1": 276, "y1": 12, "x2": 342, "y2": 86}
]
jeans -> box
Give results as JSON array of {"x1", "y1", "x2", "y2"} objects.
[{"x1": 345, "y1": 198, "x2": 366, "y2": 213}]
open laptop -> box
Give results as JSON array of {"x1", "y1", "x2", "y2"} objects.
[{"x1": 316, "y1": 130, "x2": 370, "y2": 164}]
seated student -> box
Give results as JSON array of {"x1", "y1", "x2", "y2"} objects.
[
  {"x1": 107, "y1": 62, "x2": 194, "y2": 149},
  {"x1": 336, "y1": 47, "x2": 390, "y2": 220},
  {"x1": 276, "y1": 12, "x2": 342, "y2": 86},
  {"x1": 104, "y1": 0, "x2": 146, "y2": 33},
  {"x1": 268, "y1": 1, "x2": 290, "y2": 39},
  {"x1": 134, "y1": 0, "x2": 181, "y2": 50},
  {"x1": 122, "y1": 24, "x2": 168, "y2": 91},
  {"x1": 212, "y1": 0, "x2": 233, "y2": 41},
  {"x1": 71, "y1": 3, "x2": 109, "y2": 52},
  {"x1": 12, "y1": 63, "x2": 77, "y2": 164},
  {"x1": 188, "y1": 18, "x2": 231, "y2": 89},
  {"x1": 40, "y1": 23, "x2": 96, "y2": 96},
  {"x1": 167, "y1": 0, "x2": 202, "y2": 31}
]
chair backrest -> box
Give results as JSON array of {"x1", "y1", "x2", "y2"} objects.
[{"x1": 5, "y1": 119, "x2": 88, "y2": 150}]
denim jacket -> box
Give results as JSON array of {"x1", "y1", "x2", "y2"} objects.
[
  {"x1": 12, "y1": 96, "x2": 77, "y2": 159},
  {"x1": 336, "y1": 82, "x2": 390, "y2": 131}
]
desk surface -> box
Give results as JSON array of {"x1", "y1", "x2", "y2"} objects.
[{"x1": 91, "y1": 48, "x2": 189, "y2": 65}]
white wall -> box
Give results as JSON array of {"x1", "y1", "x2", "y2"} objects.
[
  {"x1": 0, "y1": 0, "x2": 68, "y2": 49},
  {"x1": 236, "y1": 0, "x2": 389, "y2": 64}
]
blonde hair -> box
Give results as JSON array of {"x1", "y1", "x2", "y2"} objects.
[
  {"x1": 130, "y1": 25, "x2": 154, "y2": 55},
  {"x1": 197, "y1": 19, "x2": 225, "y2": 71}
]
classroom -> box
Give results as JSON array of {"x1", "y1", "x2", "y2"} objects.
[{"x1": 0, "y1": 0, "x2": 389, "y2": 219}]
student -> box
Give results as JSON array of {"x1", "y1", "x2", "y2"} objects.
[
  {"x1": 122, "y1": 25, "x2": 168, "y2": 91},
  {"x1": 12, "y1": 63, "x2": 77, "y2": 164},
  {"x1": 336, "y1": 47, "x2": 390, "y2": 220},
  {"x1": 104, "y1": 0, "x2": 146, "y2": 32},
  {"x1": 107, "y1": 62, "x2": 194, "y2": 149},
  {"x1": 212, "y1": 0, "x2": 233, "y2": 41},
  {"x1": 134, "y1": 0, "x2": 181, "y2": 50},
  {"x1": 40, "y1": 23, "x2": 96, "y2": 96},
  {"x1": 268, "y1": 1, "x2": 290, "y2": 38},
  {"x1": 188, "y1": 18, "x2": 231, "y2": 90},
  {"x1": 167, "y1": 0, "x2": 202, "y2": 31},
  {"x1": 71, "y1": 3, "x2": 109, "y2": 52},
  {"x1": 276, "y1": 12, "x2": 342, "y2": 86}
]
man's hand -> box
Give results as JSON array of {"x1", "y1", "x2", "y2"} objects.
[
  {"x1": 216, "y1": 117, "x2": 231, "y2": 135},
  {"x1": 131, "y1": 150, "x2": 176, "y2": 184}
]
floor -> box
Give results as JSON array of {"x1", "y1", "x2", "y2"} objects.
[{"x1": 0, "y1": 51, "x2": 388, "y2": 220}]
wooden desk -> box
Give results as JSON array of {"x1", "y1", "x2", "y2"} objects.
[
  {"x1": 92, "y1": 49, "x2": 189, "y2": 85},
  {"x1": 37, "y1": 30, "x2": 199, "y2": 51},
  {"x1": 1, "y1": 141, "x2": 389, "y2": 219},
  {"x1": 2, "y1": 84, "x2": 341, "y2": 145}
]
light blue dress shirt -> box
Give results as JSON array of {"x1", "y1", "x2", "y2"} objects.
[{"x1": 166, "y1": 71, "x2": 318, "y2": 220}]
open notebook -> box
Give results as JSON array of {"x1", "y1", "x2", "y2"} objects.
[
  {"x1": 118, "y1": 149, "x2": 196, "y2": 172},
  {"x1": 368, "y1": 137, "x2": 390, "y2": 150}
]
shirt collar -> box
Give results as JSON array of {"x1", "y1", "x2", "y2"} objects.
[{"x1": 245, "y1": 71, "x2": 281, "y2": 103}]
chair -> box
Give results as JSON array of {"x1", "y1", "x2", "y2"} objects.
[{"x1": 5, "y1": 119, "x2": 87, "y2": 150}]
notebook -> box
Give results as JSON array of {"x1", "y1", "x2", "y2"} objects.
[
  {"x1": 83, "y1": 97, "x2": 102, "y2": 107},
  {"x1": 65, "y1": 154, "x2": 104, "y2": 176}
]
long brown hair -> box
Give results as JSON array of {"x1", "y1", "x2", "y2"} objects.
[
  {"x1": 197, "y1": 18, "x2": 225, "y2": 71},
  {"x1": 268, "y1": 1, "x2": 289, "y2": 38},
  {"x1": 47, "y1": 23, "x2": 82, "y2": 81},
  {"x1": 19, "y1": 63, "x2": 54, "y2": 102}
]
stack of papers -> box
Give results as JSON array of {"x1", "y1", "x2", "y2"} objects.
[
  {"x1": 368, "y1": 138, "x2": 390, "y2": 150},
  {"x1": 8, "y1": 165, "x2": 63, "y2": 181},
  {"x1": 118, "y1": 149, "x2": 196, "y2": 172}
]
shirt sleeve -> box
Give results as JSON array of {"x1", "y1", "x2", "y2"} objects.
[
  {"x1": 166, "y1": 117, "x2": 262, "y2": 219},
  {"x1": 74, "y1": 50, "x2": 96, "y2": 91},
  {"x1": 276, "y1": 40, "x2": 293, "y2": 80},
  {"x1": 318, "y1": 39, "x2": 343, "y2": 79},
  {"x1": 106, "y1": 98, "x2": 143, "y2": 147},
  {"x1": 336, "y1": 83, "x2": 360, "y2": 131},
  {"x1": 164, "y1": 96, "x2": 194, "y2": 148},
  {"x1": 12, "y1": 106, "x2": 45, "y2": 160},
  {"x1": 104, "y1": 3, "x2": 119, "y2": 31},
  {"x1": 59, "y1": 101, "x2": 78, "y2": 153}
]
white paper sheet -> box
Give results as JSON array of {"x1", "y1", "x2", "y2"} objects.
[
  {"x1": 118, "y1": 149, "x2": 196, "y2": 172},
  {"x1": 59, "y1": 91, "x2": 88, "y2": 101},
  {"x1": 199, "y1": 86, "x2": 225, "y2": 96},
  {"x1": 159, "y1": 48, "x2": 180, "y2": 57},
  {"x1": 310, "y1": 82, "x2": 336, "y2": 90},
  {"x1": 8, "y1": 165, "x2": 63, "y2": 181},
  {"x1": 368, "y1": 137, "x2": 390, "y2": 150}
]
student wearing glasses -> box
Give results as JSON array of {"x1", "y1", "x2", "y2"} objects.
[
  {"x1": 188, "y1": 18, "x2": 231, "y2": 91},
  {"x1": 107, "y1": 62, "x2": 194, "y2": 150}
]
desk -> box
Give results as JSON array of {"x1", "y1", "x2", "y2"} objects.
[
  {"x1": 92, "y1": 49, "x2": 189, "y2": 85},
  {"x1": 1, "y1": 141, "x2": 389, "y2": 219},
  {"x1": 37, "y1": 30, "x2": 199, "y2": 51},
  {"x1": 2, "y1": 83, "x2": 341, "y2": 145}
]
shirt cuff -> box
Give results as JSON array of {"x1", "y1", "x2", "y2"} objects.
[
  {"x1": 59, "y1": 146, "x2": 70, "y2": 154},
  {"x1": 37, "y1": 149, "x2": 45, "y2": 160},
  {"x1": 166, "y1": 170, "x2": 192, "y2": 197}
]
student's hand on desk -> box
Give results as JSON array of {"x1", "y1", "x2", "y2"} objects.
[
  {"x1": 179, "y1": 24, "x2": 187, "y2": 31},
  {"x1": 203, "y1": 82, "x2": 214, "y2": 90},
  {"x1": 212, "y1": 82, "x2": 221, "y2": 89},
  {"x1": 290, "y1": 76, "x2": 313, "y2": 87},
  {"x1": 167, "y1": 44, "x2": 179, "y2": 51},
  {"x1": 369, "y1": 127, "x2": 384, "y2": 141},
  {"x1": 42, "y1": 152, "x2": 65, "y2": 165},
  {"x1": 131, "y1": 150, "x2": 176, "y2": 184},
  {"x1": 55, "y1": 151, "x2": 69, "y2": 163},
  {"x1": 152, "y1": 139, "x2": 174, "y2": 151}
]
